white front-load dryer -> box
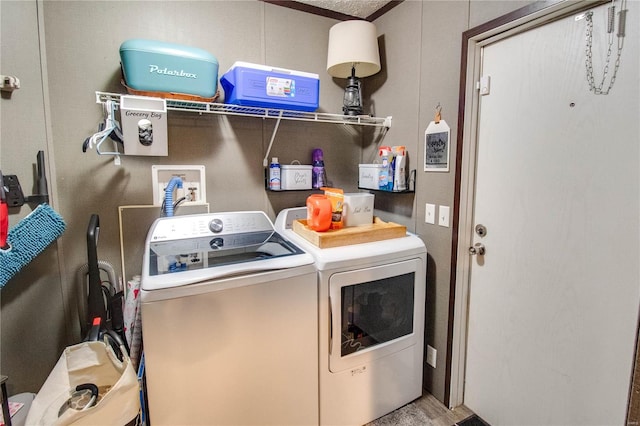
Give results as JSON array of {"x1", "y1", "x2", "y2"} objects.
[
  {"x1": 141, "y1": 211, "x2": 318, "y2": 426},
  {"x1": 275, "y1": 207, "x2": 427, "y2": 426}
]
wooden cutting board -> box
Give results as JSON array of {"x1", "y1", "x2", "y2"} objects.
[{"x1": 292, "y1": 217, "x2": 407, "y2": 248}]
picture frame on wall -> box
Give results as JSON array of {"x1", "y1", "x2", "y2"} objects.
[{"x1": 424, "y1": 120, "x2": 450, "y2": 172}]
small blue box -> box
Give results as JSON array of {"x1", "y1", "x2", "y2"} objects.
[
  {"x1": 220, "y1": 62, "x2": 319, "y2": 112},
  {"x1": 120, "y1": 39, "x2": 219, "y2": 98}
]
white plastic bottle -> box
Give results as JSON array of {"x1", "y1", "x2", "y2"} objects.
[
  {"x1": 269, "y1": 157, "x2": 281, "y2": 190},
  {"x1": 393, "y1": 154, "x2": 407, "y2": 191},
  {"x1": 379, "y1": 155, "x2": 390, "y2": 190},
  {"x1": 378, "y1": 146, "x2": 392, "y2": 190}
]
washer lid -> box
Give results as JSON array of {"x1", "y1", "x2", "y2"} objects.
[
  {"x1": 149, "y1": 229, "x2": 305, "y2": 272},
  {"x1": 142, "y1": 211, "x2": 314, "y2": 290}
]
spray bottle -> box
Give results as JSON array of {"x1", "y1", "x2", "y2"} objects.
[
  {"x1": 378, "y1": 146, "x2": 392, "y2": 191},
  {"x1": 312, "y1": 149, "x2": 327, "y2": 189}
]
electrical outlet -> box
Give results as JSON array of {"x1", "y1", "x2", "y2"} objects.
[
  {"x1": 426, "y1": 345, "x2": 437, "y2": 368},
  {"x1": 152, "y1": 165, "x2": 206, "y2": 206}
]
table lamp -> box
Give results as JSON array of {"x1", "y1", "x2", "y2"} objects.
[{"x1": 327, "y1": 20, "x2": 381, "y2": 116}]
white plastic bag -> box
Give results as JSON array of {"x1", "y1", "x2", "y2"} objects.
[{"x1": 25, "y1": 339, "x2": 139, "y2": 425}]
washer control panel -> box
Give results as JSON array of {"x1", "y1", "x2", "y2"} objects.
[{"x1": 149, "y1": 211, "x2": 274, "y2": 242}]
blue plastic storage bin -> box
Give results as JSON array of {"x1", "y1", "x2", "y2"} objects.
[
  {"x1": 120, "y1": 39, "x2": 219, "y2": 98},
  {"x1": 220, "y1": 62, "x2": 319, "y2": 112}
]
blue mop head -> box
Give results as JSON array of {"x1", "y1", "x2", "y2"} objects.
[{"x1": 0, "y1": 203, "x2": 66, "y2": 288}]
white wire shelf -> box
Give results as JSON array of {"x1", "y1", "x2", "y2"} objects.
[{"x1": 95, "y1": 91, "x2": 392, "y2": 129}]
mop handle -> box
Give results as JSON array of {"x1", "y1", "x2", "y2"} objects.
[
  {"x1": 0, "y1": 201, "x2": 7, "y2": 249},
  {"x1": 0, "y1": 171, "x2": 7, "y2": 249}
]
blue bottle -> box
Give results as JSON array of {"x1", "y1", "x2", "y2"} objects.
[
  {"x1": 378, "y1": 146, "x2": 393, "y2": 190},
  {"x1": 379, "y1": 155, "x2": 390, "y2": 190}
]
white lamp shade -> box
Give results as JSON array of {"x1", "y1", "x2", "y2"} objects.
[{"x1": 326, "y1": 20, "x2": 381, "y2": 78}]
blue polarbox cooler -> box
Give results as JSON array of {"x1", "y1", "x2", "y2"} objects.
[
  {"x1": 220, "y1": 61, "x2": 319, "y2": 112},
  {"x1": 120, "y1": 39, "x2": 219, "y2": 98}
]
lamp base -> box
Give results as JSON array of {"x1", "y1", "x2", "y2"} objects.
[
  {"x1": 343, "y1": 106, "x2": 363, "y2": 116},
  {"x1": 342, "y1": 74, "x2": 363, "y2": 116}
]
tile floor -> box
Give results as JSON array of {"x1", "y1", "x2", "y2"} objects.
[{"x1": 379, "y1": 392, "x2": 476, "y2": 426}]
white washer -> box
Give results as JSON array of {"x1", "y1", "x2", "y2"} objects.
[
  {"x1": 275, "y1": 207, "x2": 427, "y2": 426},
  {"x1": 141, "y1": 211, "x2": 318, "y2": 426}
]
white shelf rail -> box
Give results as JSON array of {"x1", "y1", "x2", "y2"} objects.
[
  {"x1": 95, "y1": 91, "x2": 391, "y2": 166},
  {"x1": 95, "y1": 91, "x2": 392, "y2": 128}
]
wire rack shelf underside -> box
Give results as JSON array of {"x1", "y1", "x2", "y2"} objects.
[{"x1": 95, "y1": 92, "x2": 392, "y2": 128}]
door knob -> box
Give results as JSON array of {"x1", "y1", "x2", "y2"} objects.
[{"x1": 469, "y1": 243, "x2": 486, "y2": 256}]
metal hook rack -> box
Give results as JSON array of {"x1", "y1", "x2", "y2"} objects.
[{"x1": 0, "y1": 151, "x2": 50, "y2": 208}]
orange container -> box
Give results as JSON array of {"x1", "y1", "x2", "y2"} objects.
[{"x1": 306, "y1": 194, "x2": 332, "y2": 232}]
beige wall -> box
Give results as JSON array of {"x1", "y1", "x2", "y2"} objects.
[
  {"x1": 1, "y1": 0, "x2": 533, "y2": 404},
  {"x1": 0, "y1": 0, "x2": 71, "y2": 394}
]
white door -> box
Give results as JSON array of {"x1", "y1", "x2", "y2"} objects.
[{"x1": 463, "y1": 3, "x2": 640, "y2": 425}]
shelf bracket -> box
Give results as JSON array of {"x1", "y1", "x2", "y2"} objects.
[{"x1": 263, "y1": 111, "x2": 283, "y2": 167}]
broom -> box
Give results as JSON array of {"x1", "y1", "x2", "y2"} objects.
[{"x1": 0, "y1": 164, "x2": 66, "y2": 288}]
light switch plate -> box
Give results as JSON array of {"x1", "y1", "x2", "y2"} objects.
[
  {"x1": 425, "y1": 203, "x2": 436, "y2": 224},
  {"x1": 438, "y1": 205, "x2": 450, "y2": 227}
]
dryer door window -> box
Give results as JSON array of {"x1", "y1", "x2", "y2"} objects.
[
  {"x1": 328, "y1": 258, "x2": 425, "y2": 373},
  {"x1": 340, "y1": 272, "x2": 414, "y2": 356}
]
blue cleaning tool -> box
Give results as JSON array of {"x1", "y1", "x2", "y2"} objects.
[{"x1": 0, "y1": 203, "x2": 66, "y2": 288}]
